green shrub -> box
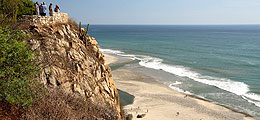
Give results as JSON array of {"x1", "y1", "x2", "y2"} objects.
[{"x1": 0, "y1": 27, "x2": 40, "y2": 108}]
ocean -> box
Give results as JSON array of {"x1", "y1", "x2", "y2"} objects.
[{"x1": 88, "y1": 25, "x2": 260, "y2": 116}]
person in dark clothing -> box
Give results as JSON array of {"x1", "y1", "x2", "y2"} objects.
[
  {"x1": 39, "y1": 3, "x2": 43, "y2": 16},
  {"x1": 49, "y1": 3, "x2": 53, "y2": 16},
  {"x1": 54, "y1": 5, "x2": 60, "y2": 13}
]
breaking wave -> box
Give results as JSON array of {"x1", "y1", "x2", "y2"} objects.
[{"x1": 101, "y1": 48, "x2": 260, "y2": 108}]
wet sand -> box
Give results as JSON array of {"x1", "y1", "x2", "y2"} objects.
[{"x1": 104, "y1": 54, "x2": 118, "y2": 65}]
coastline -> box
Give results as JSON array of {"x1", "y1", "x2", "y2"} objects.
[{"x1": 105, "y1": 54, "x2": 257, "y2": 120}]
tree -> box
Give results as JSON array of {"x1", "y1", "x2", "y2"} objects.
[
  {"x1": 0, "y1": 0, "x2": 35, "y2": 26},
  {"x1": 0, "y1": 0, "x2": 18, "y2": 25},
  {"x1": 17, "y1": 0, "x2": 35, "y2": 18}
]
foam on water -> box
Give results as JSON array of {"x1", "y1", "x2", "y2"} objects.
[
  {"x1": 100, "y1": 48, "x2": 260, "y2": 108},
  {"x1": 100, "y1": 49, "x2": 124, "y2": 54},
  {"x1": 169, "y1": 84, "x2": 192, "y2": 95},
  {"x1": 243, "y1": 93, "x2": 260, "y2": 107},
  {"x1": 171, "y1": 81, "x2": 182, "y2": 85}
]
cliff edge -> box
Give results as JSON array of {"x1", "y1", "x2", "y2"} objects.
[{"x1": 19, "y1": 14, "x2": 121, "y2": 119}]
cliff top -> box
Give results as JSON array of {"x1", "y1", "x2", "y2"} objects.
[{"x1": 21, "y1": 13, "x2": 69, "y2": 25}]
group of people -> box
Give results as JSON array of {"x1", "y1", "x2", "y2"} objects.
[{"x1": 35, "y1": 2, "x2": 60, "y2": 16}]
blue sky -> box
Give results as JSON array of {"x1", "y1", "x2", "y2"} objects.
[{"x1": 33, "y1": 0, "x2": 260, "y2": 25}]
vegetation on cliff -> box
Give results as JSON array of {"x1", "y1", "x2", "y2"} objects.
[
  {"x1": 0, "y1": 0, "x2": 42, "y2": 118},
  {"x1": 0, "y1": 27, "x2": 40, "y2": 107},
  {"x1": 0, "y1": 27, "x2": 42, "y2": 119},
  {"x1": 0, "y1": 0, "x2": 35, "y2": 26},
  {"x1": 22, "y1": 88, "x2": 119, "y2": 119}
]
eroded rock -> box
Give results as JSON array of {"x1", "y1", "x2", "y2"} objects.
[{"x1": 27, "y1": 22, "x2": 121, "y2": 119}]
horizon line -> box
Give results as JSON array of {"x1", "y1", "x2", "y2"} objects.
[{"x1": 83, "y1": 23, "x2": 260, "y2": 26}]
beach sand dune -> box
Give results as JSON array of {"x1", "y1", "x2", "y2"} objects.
[{"x1": 112, "y1": 69, "x2": 255, "y2": 120}]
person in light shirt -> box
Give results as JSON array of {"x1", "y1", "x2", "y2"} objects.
[
  {"x1": 35, "y1": 2, "x2": 39, "y2": 15},
  {"x1": 41, "y1": 2, "x2": 47, "y2": 16}
]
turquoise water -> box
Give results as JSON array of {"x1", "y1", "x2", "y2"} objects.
[
  {"x1": 88, "y1": 25, "x2": 260, "y2": 116},
  {"x1": 118, "y1": 89, "x2": 135, "y2": 106}
]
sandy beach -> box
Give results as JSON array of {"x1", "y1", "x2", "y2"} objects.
[
  {"x1": 103, "y1": 54, "x2": 258, "y2": 120},
  {"x1": 113, "y1": 69, "x2": 256, "y2": 120}
]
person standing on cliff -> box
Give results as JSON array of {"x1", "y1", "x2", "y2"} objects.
[
  {"x1": 41, "y1": 2, "x2": 47, "y2": 16},
  {"x1": 39, "y1": 3, "x2": 43, "y2": 16},
  {"x1": 54, "y1": 5, "x2": 60, "y2": 13},
  {"x1": 49, "y1": 3, "x2": 53, "y2": 16},
  {"x1": 35, "y1": 2, "x2": 39, "y2": 15}
]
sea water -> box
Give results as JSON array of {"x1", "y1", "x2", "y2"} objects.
[{"x1": 88, "y1": 25, "x2": 260, "y2": 116}]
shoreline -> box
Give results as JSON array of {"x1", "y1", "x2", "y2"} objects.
[
  {"x1": 105, "y1": 54, "x2": 257, "y2": 120},
  {"x1": 187, "y1": 94, "x2": 252, "y2": 117},
  {"x1": 104, "y1": 54, "x2": 118, "y2": 65}
]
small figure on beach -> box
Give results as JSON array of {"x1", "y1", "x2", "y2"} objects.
[
  {"x1": 54, "y1": 5, "x2": 60, "y2": 13},
  {"x1": 35, "y1": 2, "x2": 39, "y2": 15},
  {"x1": 176, "y1": 112, "x2": 180, "y2": 116},
  {"x1": 49, "y1": 3, "x2": 53, "y2": 16}
]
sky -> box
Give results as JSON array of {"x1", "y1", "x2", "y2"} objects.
[{"x1": 33, "y1": 0, "x2": 260, "y2": 25}]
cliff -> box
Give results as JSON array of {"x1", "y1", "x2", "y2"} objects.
[{"x1": 19, "y1": 14, "x2": 121, "y2": 119}]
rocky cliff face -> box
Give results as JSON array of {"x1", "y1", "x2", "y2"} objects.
[{"x1": 22, "y1": 20, "x2": 121, "y2": 119}]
